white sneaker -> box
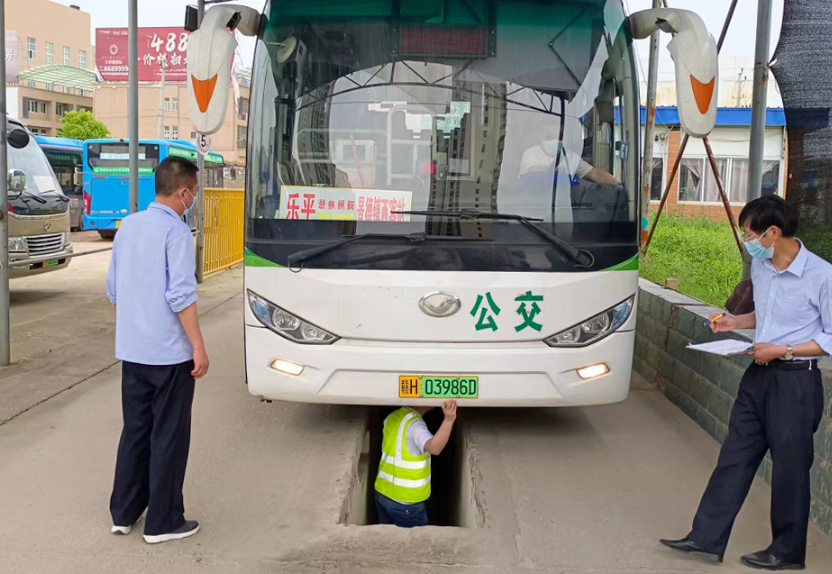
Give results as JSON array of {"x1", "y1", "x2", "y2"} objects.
[
  {"x1": 143, "y1": 520, "x2": 200, "y2": 544},
  {"x1": 111, "y1": 525, "x2": 132, "y2": 535}
]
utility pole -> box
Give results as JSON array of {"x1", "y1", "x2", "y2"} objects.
[
  {"x1": 640, "y1": 0, "x2": 662, "y2": 248},
  {"x1": 157, "y1": 62, "x2": 167, "y2": 140},
  {"x1": 743, "y1": 0, "x2": 774, "y2": 280},
  {"x1": 196, "y1": 0, "x2": 206, "y2": 283},
  {"x1": 1, "y1": 0, "x2": 11, "y2": 366},
  {"x1": 128, "y1": 0, "x2": 139, "y2": 214}
]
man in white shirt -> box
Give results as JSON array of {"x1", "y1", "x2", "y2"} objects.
[{"x1": 519, "y1": 126, "x2": 619, "y2": 185}]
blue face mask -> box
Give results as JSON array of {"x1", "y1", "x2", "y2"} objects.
[
  {"x1": 180, "y1": 189, "x2": 197, "y2": 217},
  {"x1": 743, "y1": 228, "x2": 775, "y2": 259}
]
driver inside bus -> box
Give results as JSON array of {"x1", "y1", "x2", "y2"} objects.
[{"x1": 519, "y1": 126, "x2": 619, "y2": 185}]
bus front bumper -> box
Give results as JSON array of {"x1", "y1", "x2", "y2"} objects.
[
  {"x1": 245, "y1": 325, "x2": 635, "y2": 407},
  {"x1": 9, "y1": 246, "x2": 74, "y2": 278}
]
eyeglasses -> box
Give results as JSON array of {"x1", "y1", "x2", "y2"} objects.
[{"x1": 738, "y1": 227, "x2": 772, "y2": 242}]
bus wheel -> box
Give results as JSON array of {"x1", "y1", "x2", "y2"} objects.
[{"x1": 98, "y1": 230, "x2": 117, "y2": 241}]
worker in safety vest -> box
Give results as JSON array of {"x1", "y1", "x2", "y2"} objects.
[{"x1": 374, "y1": 400, "x2": 458, "y2": 527}]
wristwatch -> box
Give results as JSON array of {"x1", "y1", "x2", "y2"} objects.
[{"x1": 784, "y1": 345, "x2": 794, "y2": 361}]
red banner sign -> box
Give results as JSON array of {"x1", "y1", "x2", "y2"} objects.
[{"x1": 96, "y1": 27, "x2": 191, "y2": 82}]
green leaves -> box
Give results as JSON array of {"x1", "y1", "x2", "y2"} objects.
[{"x1": 57, "y1": 110, "x2": 110, "y2": 140}]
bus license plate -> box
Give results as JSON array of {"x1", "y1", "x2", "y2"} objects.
[
  {"x1": 398, "y1": 376, "x2": 478, "y2": 399},
  {"x1": 45, "y1": 260, "x2": 59, "y2": 267}
]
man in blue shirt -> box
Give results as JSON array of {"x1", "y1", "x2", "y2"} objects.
[
  {"x1": 661, "y1": 196, "x2": 830, "y2": 570},
  {"x1": 106, "y1": 156, "x2": 210, "y2": 544}
]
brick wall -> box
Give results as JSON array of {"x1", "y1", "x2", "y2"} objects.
[{"x1": 634, "y1": 279, "x2": 832, "y2": 538}]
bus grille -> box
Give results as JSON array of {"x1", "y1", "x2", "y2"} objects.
[{"x1": 26, "y1": 234, "x2": 64, "y2": 257}]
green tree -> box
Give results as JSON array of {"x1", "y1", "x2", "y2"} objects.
[{"x1": 58, "y1": 110, "x2": 110, "y2": 140}]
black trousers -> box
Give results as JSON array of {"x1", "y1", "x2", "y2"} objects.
[
  {"x1": 689, "y1": 363, "x2": 824, "y2": 563},
  {"x1": 110, "y1": 360, "x2": 195, "y2": 536}
]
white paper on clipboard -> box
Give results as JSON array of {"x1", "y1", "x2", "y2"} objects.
[
  {"x1": 687, "y1": 340, "x2": 752, "y2": 357},
  {"x1": 33, "y1": 175, "x2": 57, "y2": 193}
]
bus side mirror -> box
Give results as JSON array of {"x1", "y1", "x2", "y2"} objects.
[
  {"x1": 187, "y1": 4, "x2": 260, "y2": 135},
  {"x1": 630, "y1": 8, "x2": 718, "y2": 138},
  {"x1": 8, "y1": 169, "x2": 26, "y2": 193}
]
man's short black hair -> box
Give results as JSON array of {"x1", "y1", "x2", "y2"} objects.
[
  {"x1": 738, "y1": 195, "x2": 798, "y2": 237},
  {"x1": 155, "y1": 156, "x2": 199, "y2": 197}
]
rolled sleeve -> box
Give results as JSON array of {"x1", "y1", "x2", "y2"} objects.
[
  {"x1": 165, "y1": 229, "x2": 199, "y2": 313},
  {"x1": 814, "y1": 277, "x2": 832, "y2": 355},
  {"x1": 106, "y1": 243, "x2": 117, "y2": 305}
]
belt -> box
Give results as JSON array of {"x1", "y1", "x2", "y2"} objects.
[{"x1": 761, "y1": 359, "x2": 818, "y2": 371}]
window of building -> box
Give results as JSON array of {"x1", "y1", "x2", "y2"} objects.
[
  {"x1": 64, "y1": 86, "x2": 72, "y2": 94},
  {"x1": 46, "y1": 42, "x2": 54, "y2": 64},
  {"x1": 172, "y1": 98, "x2": 179, "y2": 112},
  {"x1": 79, "y1": 50, "x2": 87, "y2": 69},
  {"x1": 27, "y1": 37, "x2": 36, "y2": 59},
  {"x1": 28, "y1": 99, "x2": 48, "y2": 115},
  {"x1": 728, "y1": 159, "x2": 782, "y2": 202},
  {"x1": 237, "y1": 126, "x2": 248, "y2": 149},
  {"x1": 164, "y1": 126, "x2": 171, "y2": 140},
  {"x1": 63, "y1": 46, "x2": 70, "y2": 66},
  {"x1": 678, "y1": 158, "x2": 728, "y2": 203},
  {"x1": 164, "y1": 97, "x2": 171, "y2": 112},
  {"x1": 190, "y1": 131, "x2": 198, "y2": 140},
  {"x1": 239, "y1": 97, "x2": 250, "y2": 118},
  {"x1": 650, "y1": 158, "x2": 664, "y2": 201},
  {"x1": 172, "y1": 126, "x2": 179, "y2": 140},
  {"x1": 56, "y1": 103, "x2": 71, "y2": 117},
  {"x1": 28, "y1": 80, "x2": 37, "y2": 88}
]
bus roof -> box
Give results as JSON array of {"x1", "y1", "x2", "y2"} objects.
[{"x1": 34, "y1": 135, "x2": 84, "y2": 151}]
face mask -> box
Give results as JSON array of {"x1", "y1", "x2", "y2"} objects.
[
  {"x1": 743, "y1": 228, "x2": 775, "y2": 260},
  {"x1": 180, "y1": 189, "x2": 197, "y2": 216}
]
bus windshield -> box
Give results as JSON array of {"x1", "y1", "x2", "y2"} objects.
[
  {"x1": 7, "y1": 126, "x2": 68, "y2": 216},
  {"x1": 247, "y1": 0, "x2": 639, "y2": 272},
  {"x1": 87, "y1": 142, "x2": 161, "y2": 174}
]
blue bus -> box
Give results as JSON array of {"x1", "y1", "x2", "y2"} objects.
[
  {"x1": 35, "y1": 136, "x2": 85, "y2": 230},
  {"x1": 82, "y1": 139, "x2": 224, "y2": 239}
]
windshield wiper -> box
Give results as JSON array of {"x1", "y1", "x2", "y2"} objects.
[
  {"x1": 40, "y1": 189, "x2": 70, "y2": 203},
  {"x1": 287, "y1": 232, "x2": 483, "y2": 271},
  {"x1": 9, "y1": 191, "x2": 47, "y2": 204},
  {"x1": 394, "y1": 209, "x2": 595, "y2": 268}
]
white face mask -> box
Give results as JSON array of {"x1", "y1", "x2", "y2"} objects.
[{"x1": 180, "y1": 189, "x2": 197, "y2": 216}]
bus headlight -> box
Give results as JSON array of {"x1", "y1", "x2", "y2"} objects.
[
  {"x1": 8, "y1": 237, "x2": 27, "y2": 253},
  {"x1": 247, "y1": 290, "x2": 339, "y2": 345},
  {"x1": 545, "y1": 296, "x2": 634, "y2": 348}
]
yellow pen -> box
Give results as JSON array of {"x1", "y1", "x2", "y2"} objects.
[{"x1": 706, "y1": 313, "x2": 725, "y2": 327}]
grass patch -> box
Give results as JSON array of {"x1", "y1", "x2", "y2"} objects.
[{"x1": 641, "y1": 214, "x2": 743, "y2": 308}]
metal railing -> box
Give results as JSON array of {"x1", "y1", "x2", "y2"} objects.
[{"x1": 203, "y1": 187, "x2": 245, "y2": 276}]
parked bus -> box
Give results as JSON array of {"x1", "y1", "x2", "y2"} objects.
[
  {"x1": 82, "y1": 139, "x2": 224, "y2": 239},
  {"x1": 188, "y1": 0, "x2": 718, "y2": 406},
  {"x1": 7, "y1": 117, "x2": 74, "y2": 277},
  {"x1": 35, "y1": 136, "x2": 84, "y2": 231}
]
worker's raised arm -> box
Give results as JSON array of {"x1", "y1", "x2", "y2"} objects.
[{"x1": 424, "y1": 400, "x2": 457, "y2": 456}]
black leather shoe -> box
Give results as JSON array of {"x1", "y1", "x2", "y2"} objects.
[
  {"x1": 741, "y1": 550, "x2": 804, "y2": 571},
  {"x1": 659, "y1": 537, "x2": 723, "y2": 562}
]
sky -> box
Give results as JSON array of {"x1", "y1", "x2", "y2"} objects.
[{"x1": 50, "y1": 0, "x2": 784, "y2": 82}]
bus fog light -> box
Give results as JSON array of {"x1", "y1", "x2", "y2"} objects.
[
  {"x1": 577, "y1": 363, "x2": 610, "y2": 380},
  {"x1": 271, "y1": 358, "x2": 305, "y2": 376},
  {"x1": 248, "y1": 290, "x2": 339, "y2": 345},
  {"x1": 545, "y1": 296, "x2": 634, "y2": 347}
]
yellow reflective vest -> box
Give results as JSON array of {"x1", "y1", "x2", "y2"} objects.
[{"x1": 374, "y1": 408, "x2": 431, "y2": 503}]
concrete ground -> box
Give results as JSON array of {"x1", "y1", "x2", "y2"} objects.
[{"x1": 2, "y1": 242, "x2": 832, "y2": 573}]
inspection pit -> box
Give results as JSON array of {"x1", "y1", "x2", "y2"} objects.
[{"x1": 341, "y1": 407, "x2": 484, "y2": 528}]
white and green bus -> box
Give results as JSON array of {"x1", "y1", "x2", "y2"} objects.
[{"x1": 188, "y1": 0, "x2": 717, "y2": 406}]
